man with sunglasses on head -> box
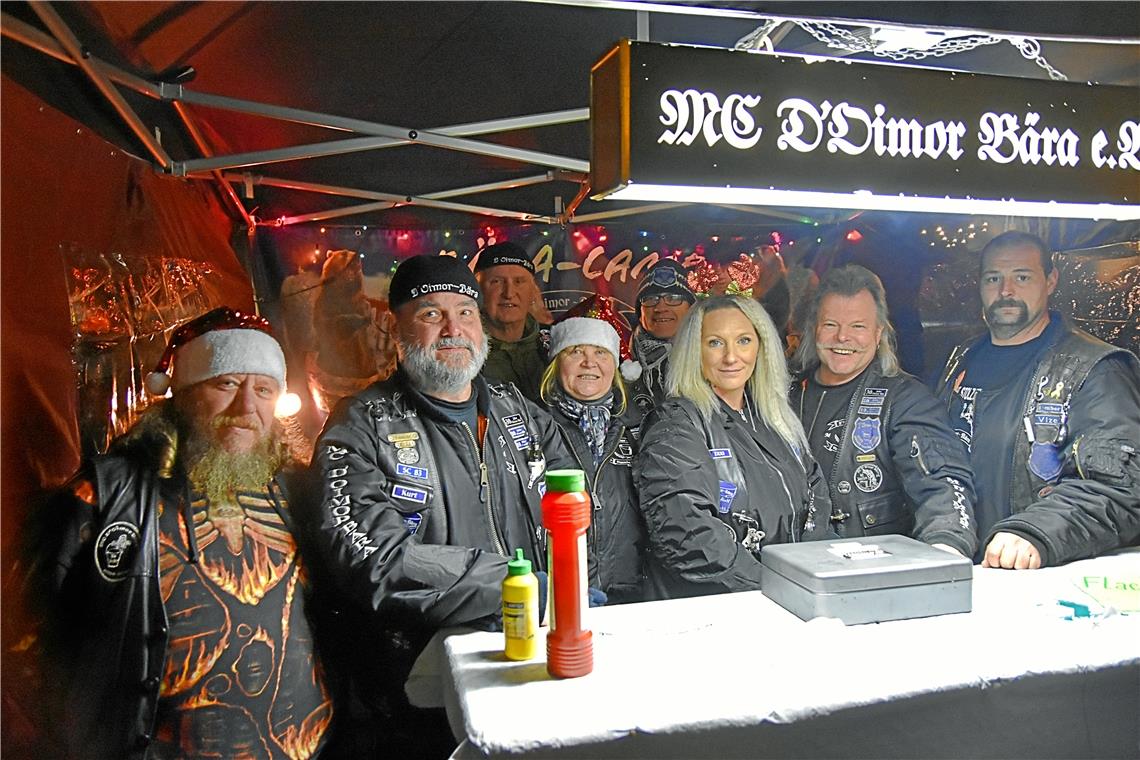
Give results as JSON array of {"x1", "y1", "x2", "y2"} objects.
[{"x1": 629, "y1": 258, "x2": 697, "y2": 411}]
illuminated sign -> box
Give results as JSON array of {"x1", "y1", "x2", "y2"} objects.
[{"x1": 590, "y1": 40, "x2": 1140, "y2": 220}]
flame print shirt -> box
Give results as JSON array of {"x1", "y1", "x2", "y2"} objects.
[{"x1": 150, "y1": 487, "x2": 332, "y2": 760}]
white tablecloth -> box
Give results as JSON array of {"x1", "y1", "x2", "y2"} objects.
[{"x1": 411, "y1": 552, "x2": 1140, "y2": 758}]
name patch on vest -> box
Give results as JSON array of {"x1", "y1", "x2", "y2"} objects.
[
  {"x1": 392, "y1": 484, "x2": 429, "y2": 504},
  {"x1": 709, "y1": 448, "x2": 732, "y2": 459}
]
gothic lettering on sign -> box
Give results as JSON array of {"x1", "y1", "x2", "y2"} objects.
[{"x1": 658, "y1": 89, "x2": 764, "y2": 149}]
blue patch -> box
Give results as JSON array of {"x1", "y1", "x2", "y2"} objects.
[
  {"x1": 392, "y1": 485, "x2": 429, "y2": 504},
  {"x1": 507, "y1": 425, "x2": 528, "y2": 439},
  {"x1": 396, "y1": 463, "x2": 429, "y2": 481},
  {"x1": 537, "y1": 482, "x2": 547, "y2": 497},
  {"x1": 708, "y1": 448, "x2": 732, "y2": 459},
  {"x1": 852, "y1": 417, "x2": 881, "y2": 453},
  {"x1": 859, "y1": 396, "x2": 884, "y2": 406},
  {"x1": 515, "y1": 436, "x2": 532, "y2": 450},
  {"x1": 857, "y1": 406, "x2": 882, "y2": 416},
  {"x1": 717, "y1": 481, "x2": 737, "y2": 514},
  {"x1": 1034, "y1": 414, "x2": 1063, "y2": 427},
  {"x1": 863, "y1": 387, "x2": 887, "y2": 396},
  {"x1": 1029, "y1": 442, "x2": 1063, "y2": 481},
  {"x1": 402, "y1": 513, "x2": 423, "y2": 535},
  {"x1": 1035, "y1": 402, "x2": 1064, "y2": 415},
  {"x1": 501, "y1": 414, "x2": 524, "y2": 427}
]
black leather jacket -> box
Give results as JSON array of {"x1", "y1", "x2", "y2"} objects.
[
  {"x1": 937, "y1": 320, "x2": 1140, "y2": 566},
  {"x1": 791, "y1": 366, "x2": 978, "y2": 558},
  {"x1": 310, "y1": 370, "x2": 574, "y2": 633},
  {"x1": 637, "y1": 395, "x2": 832, "y2": 600},
  {"x1": 549, "y1": 400, "x2": 647, "y2": 603},
  {"x1": 35, "y1": 453, "x2": 308, "y2": 760}
]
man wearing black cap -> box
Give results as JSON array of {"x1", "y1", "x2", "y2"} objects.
[
  {"x1": 629, "y1": 258, "x2": 697, "y2": 408},
  {"x1": 474, "y1": 241, "x2": 551, "y2": 402},
  {"x1": 307, "y1": 254, "x2": 573, "y2": 755}
]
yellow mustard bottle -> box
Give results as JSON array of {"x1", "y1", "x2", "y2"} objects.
[{"x1": 503, "y1": 548, "x2": 539, "y2": 661}]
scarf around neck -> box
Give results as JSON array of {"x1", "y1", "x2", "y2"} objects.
[
  {"x1": 631, "y1": 327, "x2": 671, "y2": 397},
  {"x1": 554, "y1": 387, "x2": 614, "y2": 466}
]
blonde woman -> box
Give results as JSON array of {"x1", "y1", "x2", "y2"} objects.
[
  {"x1": 540, "y1": 303, "x2": 647, "y2": 603},
  {"x1": 638, "y1": 295, "x2": 832, "y2": 600}
]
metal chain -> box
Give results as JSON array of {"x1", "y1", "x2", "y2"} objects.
[
  {"x1": 735, "y1": 19, "x2": 781, "y2": 51},
  {"x1": 1010, "y1": 37, "x2": 1069, "y2": 80},
  {"x1": 797, "y1": 21, "x2": 1003, "y2": 60},
  {"x1": 734, "y1": 19, "x2": 1071, "y2": 81}
]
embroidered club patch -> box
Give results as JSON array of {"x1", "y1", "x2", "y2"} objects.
[
  {"x1": 863, "y1": 388, "x2": 887, "y2": 396},
  {"x1": 396, "y1": 463, "x2": 429, "y2": 481},
  {"x1": 857, "y1": 406, "x2": 882, "y2": 416},
  {"x1": 851, "y1": 417, "x2": 881, "y2": 453},
  {"x1": 717, "y1": 481, "x2": 738, "y2": 513},
  {"x1": 95, "y1": 521, "x2": 140, "y2": 582},
  {"x1": 1029, "y1": 442, "x2": 1063, "y2": 481},
  {"x1": 708, "y1": 448, "x2": 732, "y2": 459},
  {"x1": 514, "y1": 436, "x2": 532, "y2": 450},
  {"x1": 853, "y1": 463, "x2": 883, "y2": 493},
  {"x1": 507, "y1": 425, "x2": 528, "y2": 439},
  {"x1": 501, "y1": 414, "x2": 524, "y2": 428},
  {"x1": 397, "y1": 448, "x2": 420, "y2": 464},
  {"x1": 402, "y1": 513, "x2": 423, "y2": 535}
]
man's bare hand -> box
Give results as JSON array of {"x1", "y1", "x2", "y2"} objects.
[{"x1": 982, "y1": 532, "x2": 1041, "y2": 569}]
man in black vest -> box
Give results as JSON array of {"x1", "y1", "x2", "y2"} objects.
[
  {"x1": 791, "y1": 265, "x2": 977, "y2": 558},
  {"x1": 936, "y1": 231, "x2": 1140, "y2": 569},
  {"x1": 308, "y1": 254, "x2": 574, "y2": 755}
]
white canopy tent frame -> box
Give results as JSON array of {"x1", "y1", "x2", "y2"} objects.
[{"x1": 4, "y1": 1, "x2": 1136, "y2": 229}]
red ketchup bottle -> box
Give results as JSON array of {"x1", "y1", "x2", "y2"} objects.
[{"x1": 542, "y1": 469, "x2": 593, "y2": 678}]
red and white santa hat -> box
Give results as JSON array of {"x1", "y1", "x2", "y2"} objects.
[
  {"x1": 555, "y1": 295, "x2": 643, "y2": 382},
  {"x1": 144, "y1": 307, "x2": 287, "y2": 396}
]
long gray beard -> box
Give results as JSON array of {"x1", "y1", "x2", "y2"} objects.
[{"x1": 399, "y1": 335, "x2": 488, "y2": 395}]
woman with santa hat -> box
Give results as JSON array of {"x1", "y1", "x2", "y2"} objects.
[{"x1": 539, "y1": 295, "x2": 648, "y2": 604}]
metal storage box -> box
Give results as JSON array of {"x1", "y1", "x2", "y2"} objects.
[{"x1": 760, "y1": 535, "x2": 972, "y2": 624}]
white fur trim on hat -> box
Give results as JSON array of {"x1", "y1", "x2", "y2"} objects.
[
  {"x1": 549, "y1": 317, "x2": 621, "y2": 364},
  {"x1": 169, "y1": 328, "x2": 287, "y2": 393}
]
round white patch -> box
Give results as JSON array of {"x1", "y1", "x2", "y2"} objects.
[
  {"x1": 397, "y1": 447, "x2": 420, "y2": 464},
  {"x1": 853, "y1": 463, "x2": 883, "y2": 493},
  {"x1": 94, "y1": 521, "x2": 141, "y2": 582}
]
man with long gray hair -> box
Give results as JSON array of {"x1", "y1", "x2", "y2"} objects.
[{"x1": 792, "y1": 265, "x2": 977, "y2": 557}]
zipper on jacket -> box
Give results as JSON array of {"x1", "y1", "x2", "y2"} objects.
[
  {"x1": 461, "y1": 420, "x2": 506, "y2": 555},
  {"x1": 570, "y1": 423, "x2": 627, "y2": 590},
  {"x1": 825, "y1": 377, "x2": 865, "y2": 527}
]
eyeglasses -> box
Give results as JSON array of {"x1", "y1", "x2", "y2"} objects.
[{"x1": 641, "y1": 294, "x2": 687, "y2": 307}]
